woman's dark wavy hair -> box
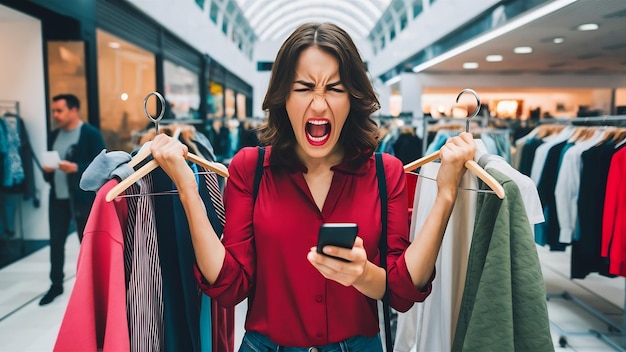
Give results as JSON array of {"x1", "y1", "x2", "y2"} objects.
[{"x1": 258, "y1": 22, "x2": 381, "y2": 168}]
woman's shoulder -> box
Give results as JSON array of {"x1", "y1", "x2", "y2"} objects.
[
  {"x1": 229, "y1": 146, "x2": 271, "y2": 176},
  {"x1": 232, "y1": 146, "x2": 270, "y2": 164}
]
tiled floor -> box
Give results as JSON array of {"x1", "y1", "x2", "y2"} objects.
[{"x1": 0, "y1": 237, "x2": 625, "y2": 351}]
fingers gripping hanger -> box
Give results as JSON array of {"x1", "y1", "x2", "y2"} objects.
[
  {"x1": 403, "y1": 88, "x2": 505, "y2": 199},
  {"x1": 105, "y1": 92, "x2": 229, "y2": 202}
]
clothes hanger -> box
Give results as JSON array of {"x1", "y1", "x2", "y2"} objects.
[
  {"x1": 403, "y1": 88, "x2": 505, "y2": 199},
  {"x1": 106, "y1": 92, "x2": 229, "y2": 202}
]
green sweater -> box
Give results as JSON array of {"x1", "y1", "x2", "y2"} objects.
[{"x1": 452, "y1": 168, "x2": 554, "y2": 352}]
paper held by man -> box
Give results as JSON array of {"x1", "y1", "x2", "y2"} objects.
[{"x1": 42, "y1": 150, "x2": 61, "y2": 168}]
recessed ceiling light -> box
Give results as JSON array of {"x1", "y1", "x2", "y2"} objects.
[
  {"x1": 553, "y1": 37, "x2": 565, "y2": 44},
  {"x1": 577, "y1": 23, "x2": 599, "y2": 31},
  {"x1": 486, "y1": 55, "x2": 503, "y2": 62},
  {"x1": 463, "y1": 62, "x2": 479, "y2": 69},
  {"x1": 108, "y1": 42, "x2": 121, "y2": 49},
  {"x1": 514, "y1": 46, "x2": 533, "y2": 54}
]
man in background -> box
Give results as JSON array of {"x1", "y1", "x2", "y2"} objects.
[{"x1": 39, "y1": 94, "x2": 105, "y2": 306}]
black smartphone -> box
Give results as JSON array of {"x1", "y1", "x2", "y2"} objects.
[{"x1": 317, "y1": 223, "x2": 358, "y2": 262}]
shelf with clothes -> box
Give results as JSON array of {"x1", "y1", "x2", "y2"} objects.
[
  {"x1": 0, "y1": 100, "x2": 23, "y2": 248},
  {"x1": 514, "y1": 114, "x2": 626, "y2": 350},
  {"x1": 0, "y1": 99, "x2": 41, "y2": 268},
  {"x1": 420, "y1": 116, "x2": 512, "y2": 162}
]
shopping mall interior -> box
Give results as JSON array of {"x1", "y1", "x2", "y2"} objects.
[{"x1": 1, "y1": 0, "x2": 626, "y2": 350}]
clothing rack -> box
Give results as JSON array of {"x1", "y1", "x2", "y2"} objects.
[
  {"x1": 536, "y1": 114, "x2": 626, "y2": 351},
  {"x1": 0, "y1": 99, "x2": 25, "y2": 255},
  {"x1": 420, "y1": 116, "x2": 509, "y2": 156},
  {"x1": 536, "y1": 114, "x2": 626, "y2": 126}
]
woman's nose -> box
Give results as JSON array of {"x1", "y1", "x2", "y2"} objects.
[{"x1": 310, "y1": 93, "x2": 327, "y2": 111}]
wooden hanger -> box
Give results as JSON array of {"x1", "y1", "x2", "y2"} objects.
[
  {"x1": 403, "y1": 89, "x2": 505, "y2": 199},
  {"x1": 105, "y1": 92, "x2": 229, "y2": 202},
  {"x1": 105, "y1": 151, "x2": 229, "y2": 202},
  {"x1": 403, "y1": 151, "x2": 505, "y2": 199}
]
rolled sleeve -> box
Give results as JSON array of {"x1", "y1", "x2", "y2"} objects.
[{"x1": 388, "y1": 252, "x2": 435, "y2": 313}]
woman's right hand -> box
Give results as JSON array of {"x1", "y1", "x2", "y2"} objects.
[
  {"x1": 150, "y1": 134, "x2": 198, "y2": 192},
  {"x1": 436, "y1": 132, "x2": 476, "y2": 202}
]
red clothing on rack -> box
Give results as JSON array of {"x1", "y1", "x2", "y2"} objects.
[
  {"x1": 194, "y1": 147, "x2": 431, "y2": 347},
  {"x1": 54, "y1": 179, "x2": 130, "y2": 352},
  {"x1": 602, "y1": 147, "x2": 626, "y2": 276}
]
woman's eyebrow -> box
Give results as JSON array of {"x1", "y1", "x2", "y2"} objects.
[
  {"x1": 293, "y1": 80, "x2": 343, "y2": 88},
  {"x1": 326, "y1": 81, "x2": 343, "y2": 88},
  {"x1": 293, "y1": 80, "x2": 315, "y2": 88}
]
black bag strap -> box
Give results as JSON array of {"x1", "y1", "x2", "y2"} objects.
[
  {"x1": 253, "y1": 147, "x2": 265, "y2": 203},
  {"x1": 375, "y1": 152, "x2": 393, "y2": 352}
]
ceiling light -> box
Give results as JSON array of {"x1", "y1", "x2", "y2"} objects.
[
  {"x1": 411, "y1": 0, "x2": 576, "y2": 72},
  {"x1": 463, "y1": 62, "x2": 479, "y2": 69},
  {"x1": 553, "y1": 37, "x2": 565, "y2": 44},
  {"x1": 577, "y1": 23, "x2": 599, "y2": 31},
  {"x1": 108, "y1": 42, "x2": 121, "y2": 49},
  {"x1": 486, "y1": 55, "x2": 503, "y2": 62},
  {"x1": 384, "y1": 75, "x2": 401, "y2": 86},
  {"x1": 514, "y1": 46, "x2": 533, "y2": 54}
]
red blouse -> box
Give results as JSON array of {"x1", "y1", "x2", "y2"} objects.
[{"x1": 195, "y1": 146, "x2": 432, "y2": 347}]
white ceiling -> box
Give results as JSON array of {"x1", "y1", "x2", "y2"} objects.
[
  {"x1": 235, "y1": 0, "x2": 390, "y2": 41},
  {"x1": 420, "y1": 0, "x2": 626, "y2": 75}
]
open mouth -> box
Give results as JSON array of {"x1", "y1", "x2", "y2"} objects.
[{"x1": 306, "y1": 119, "x2": 331, "y2": 146}]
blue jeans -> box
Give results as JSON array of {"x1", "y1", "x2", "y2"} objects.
[{"x1": 239, "y1": 331, "x2": 383, "y2": 352}]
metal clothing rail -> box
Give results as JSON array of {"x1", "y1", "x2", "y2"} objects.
[
  {"x1": 420, "y1": 116, "x2": 507, "y2": 156},
  {"x1": 536, "y1": 114, "x2": 626, "y2": 125},
  {"x1": 539, "y1": 114, "x2": 626, "y2": 350}
]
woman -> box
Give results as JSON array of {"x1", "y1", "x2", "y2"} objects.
[{"x1": 151, "y1": 22, "x2": 476, "y2": 351}]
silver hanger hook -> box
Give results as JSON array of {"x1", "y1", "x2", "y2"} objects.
[
  {"x1": 456, "y1": 88, "x2": 481, "y2": 133},
  {"x1": 143, "y1": 91, "x2": 165, "y2": 134}
]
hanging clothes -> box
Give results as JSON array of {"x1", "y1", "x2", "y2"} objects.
[
  {"x1": 535, "y1": 140, "x2": 569, "y2": 250},
  {"x1": 56, "y1": 127, "x2": 233, "y2": 352},
  {"x1": 452, "y1": 168, "x2": 553, "y2": 351},
  {"x1": 394, "y1": 162, "x2": 477, "y2": 352},
  {"x1": 125, "y1": 174, "x2": 164, "y2": 351},
  {"x1": 573, "y1": 141, "x2": 621, "y2": 279},
  {"x1": 0, "y1": 115, "x2": 24, "y2": 188},
  {"x1": 554, "y1": 130, "x2": 605, "y2": 244},
  {"x1": 54, "y1": 179, "x2": 130, "y2": 352},
  {"x1": 602, "y1": 146, "x2": 626, "y2": 277}
]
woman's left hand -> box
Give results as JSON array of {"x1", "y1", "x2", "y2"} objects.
[{"x1": 307, "y1": 236, "x2": 369, "y2": 287}]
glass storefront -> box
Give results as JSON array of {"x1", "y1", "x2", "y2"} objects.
[
  {"x1": 236, "y1": 92, "x2": 247, "y2": 118},
  {"x1": 47, "y1": 41, "x2": 89, "y2": 126},
  {"x1": 96, "y1": 29, "x2": 156, "y2": 152},
  {"x1": 225, "y1": 88, "x2": 235, "y2": 118},
  {"x1": 163, "y1": 60, "x2": 200, "y2": 120},
  {"x1": 207, "y1": 81, "x2": 224, "y2": 119}
]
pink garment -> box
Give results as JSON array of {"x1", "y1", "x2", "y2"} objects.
[
  {"x1": 54, "y1": 179, "x2": 130, "y2": 352},
  {"x1": 602, "y1": 147, "x2": 626, "y2": 276}
]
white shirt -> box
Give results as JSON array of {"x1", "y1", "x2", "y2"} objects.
[
  {"x1": 529, "y1": 126, "x2": 575, "y2": 185},
  {"x1": 394, "y1": 162, "x2": 477, "y2": 352},
  {"x1": 554, "y1": 130, "x2": 605, "y2": 243}
]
